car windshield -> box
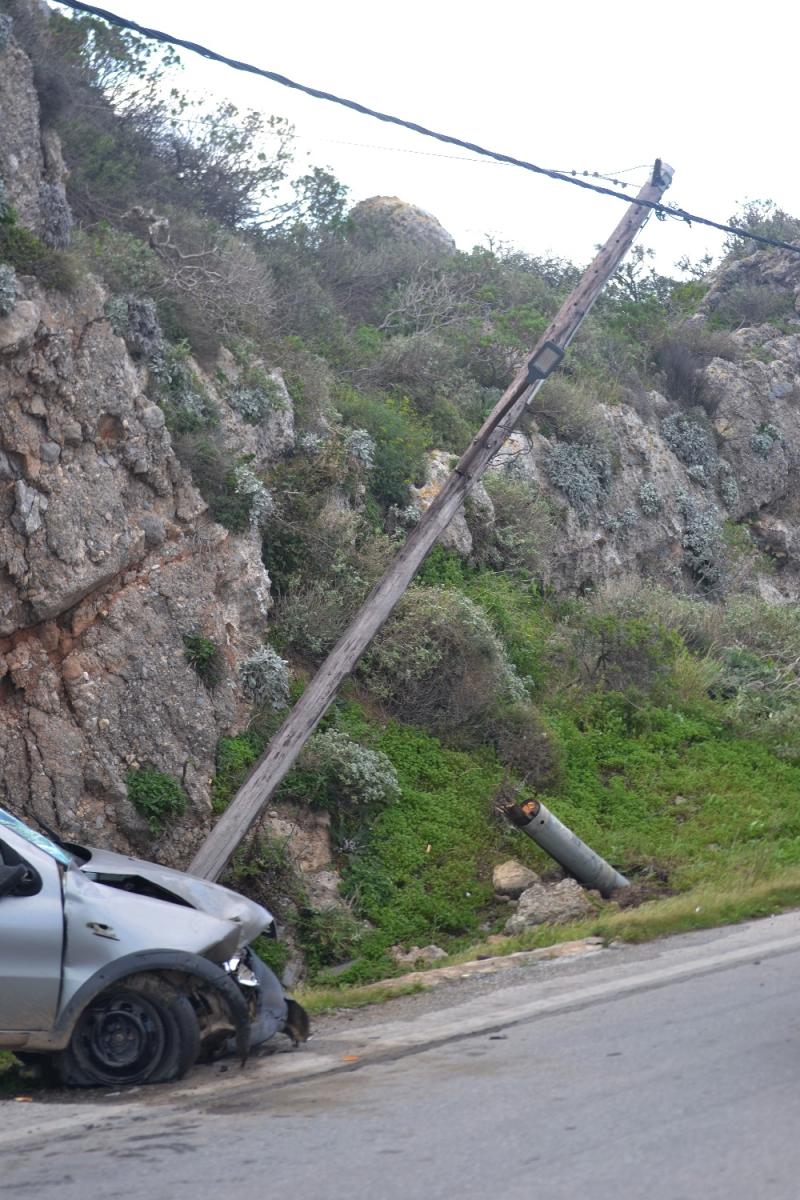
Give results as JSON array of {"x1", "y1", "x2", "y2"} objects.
[{"x1": 0, "y1": 807, "x2": 73, "y2": 867}]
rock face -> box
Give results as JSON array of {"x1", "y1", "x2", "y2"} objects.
[
  {"x1": 505, "y1": 879, "x2": 594, "y2": 933},
  {"x1": 0, "y1": 273, "x2": 275, "y2": 859},
  {"x1": 0, "y1": 41, "x2": 44, "y2": 229},
  {"x1": 484, "y1": 309, "x2": 800, "y2": 598},
  {"x1": 0, "y1": 35, "x2": 282, "y2": 861},
  {"x1": 348, "y1": 196, "x2": 457, "y2": 254}
]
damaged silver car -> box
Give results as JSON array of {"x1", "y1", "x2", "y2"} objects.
[{"x1": 0, "y1": 806, "x2": 309, "y2": 1087}]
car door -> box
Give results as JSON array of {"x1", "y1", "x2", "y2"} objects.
[{"x1": 0, "y1": 827, "x2": 65, "y2": 1032}]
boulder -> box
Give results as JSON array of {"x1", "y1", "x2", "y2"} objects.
[
  {"x1": 505, "y1": 879, "x2": 594, "y2": 933},
  {"x1": 348, "y1": 196, "x2": 456, "y2": 254},
  {"x1": 391, "y1": 944, "x2": 448, "y2": 968},
  {"x1": 492, "y1": 859, "x2": 540, "y2": 899}
]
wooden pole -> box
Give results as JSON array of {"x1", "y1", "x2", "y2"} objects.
[{"x1": 190, "y1": 161, "x2": 674, "y2": 880}]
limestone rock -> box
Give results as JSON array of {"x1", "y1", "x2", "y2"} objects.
[
  {"x1": 0, "y1": 43, "x2": 43, "y2": 229},
  {"x1": 391, "y1": 944, "x2": 449, "y2": 968},
  {"x1": 492, "y1": 859, "x2": 540, "y2": 899},
  {"x1": 348, "y1": 196, "x2": 456, "y2": 254},
  {"x1": 0, "y1": 300, "x2": 40, "y2": 354},
  {"x1": 410, "y1": 450, "x2": 494, "y2": 557},
  {"x1": 504, "y1": 879, "x2": 594, "y2": 933}
]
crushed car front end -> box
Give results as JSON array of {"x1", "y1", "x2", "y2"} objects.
[{"x1": 0, "y1": 809, "x2": 308, "y2": 1086}]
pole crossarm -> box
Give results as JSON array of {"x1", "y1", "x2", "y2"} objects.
[{"x1": 189, "y1": 161, "x2": 674, "y2": 880}]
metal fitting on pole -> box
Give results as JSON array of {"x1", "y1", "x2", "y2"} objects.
[{"x1": 503, "y1": 799, "x2": 629, "y2": 899}]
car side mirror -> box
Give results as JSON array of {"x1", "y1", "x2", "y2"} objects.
[{"x1": 0, "y1": 864, "x2": 33, "y2": 898}]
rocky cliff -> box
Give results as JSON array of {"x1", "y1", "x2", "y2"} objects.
[{"x1": 0, "y1": 28, "x2": 282, "y2": 858}]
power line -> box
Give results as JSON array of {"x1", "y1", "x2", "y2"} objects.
[{"x1": 52, "y1": 0, "x2": 800, "y2": 258}]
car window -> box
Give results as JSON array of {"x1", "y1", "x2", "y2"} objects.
[{"x1": 0, "y1": 807, "x2": 73, "y2": 867}]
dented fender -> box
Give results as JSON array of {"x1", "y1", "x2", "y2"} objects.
[{"x1": 27, "y1": 949, "x2": 253, "y2": 1058}]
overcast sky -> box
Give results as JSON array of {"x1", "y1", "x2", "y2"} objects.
[{"x1": 58, "y1": 0, "x2": 799, "y2": 274}]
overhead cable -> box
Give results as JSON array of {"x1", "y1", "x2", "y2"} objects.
[{"x1": 51, "y1": 0, "x2": 800, "y2": 258}]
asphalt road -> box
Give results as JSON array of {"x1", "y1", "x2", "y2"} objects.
[{"x1": 5, "y1": 911, "x2": 800, "y2": 1200}]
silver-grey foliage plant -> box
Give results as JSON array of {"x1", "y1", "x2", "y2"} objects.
[
  {"x1": 344, "y1": 428, "x2": 375, "y2": 470},
  {"x1": 308, "y1": 729, "x2": 400, "y2": 809},
  {"x1": 543, "y1": 441, "x2": 612, "y2": 520},
  {"x1": 230, "y1": 375, "x2": 284, "y2": 425},
  {"x1": 0, "y1": 14, "x2": 12, "y2": 54},
  {"x1": 0, "y1": 264, "x2": 18, "y2": 317},
  {"x1": 239, "y1": 646, "x2": 290, "y2": 708}
]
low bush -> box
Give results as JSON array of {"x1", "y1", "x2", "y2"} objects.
[
  {"x1": 661, "y1": 411, "x2": 717, "y2": 484},
  {"x1": 171, "y1": 432, "x2": 252, "y2": 532},
  {"x1": 543, "y1": 439, "x2": 612, "y2": 520},
  {"x1": 711, "y1": 284, "x2": 792, "y2": 329},
  {"x1": 475, "y1": 474, "x2": 557, "y2": 581},
  {"x1": 105, "y1": 293, "x2": 162, "y2": 359},
  {"x1": 334, "y1": 386, "x2": 430, "y2": 509},
  {"x1": 678, "y1": 493, "x2": 724, "y2": 591},
  {"x1": 126, "y1": 767, "x2": 187, "y2": 835},
  {"x1": 183, "y1": 633, "x2": 222, "y2": 688},
  {"x1": 229, "y1": 368, "x2": 285, "y2": 424},
  {"x1": 0, "y1": 262, "x2": 16, "y2": 316},
  {"x1": 652, "y1": 325, "x2": 737, "y2": 411},
  {"x1": 149, "y1": 340, "x2": 217, "y2": 433},
  {"x1": 360, "y1": 586, "x2": 525, "y2": 735},
  {"x1": 239, "y1": 646, "x2": 290, "y2": 708},
  {"x1": 0, "y1": 206, "x2": 79, "y2": 291}
]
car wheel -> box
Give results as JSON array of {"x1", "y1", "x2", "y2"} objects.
[{"x1": 55, "y1": 973, "x2": 201, "y2": 1088}]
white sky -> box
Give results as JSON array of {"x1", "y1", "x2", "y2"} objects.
[{"x1": 60, "y1": 0, "x2": 799, "y2": 274}]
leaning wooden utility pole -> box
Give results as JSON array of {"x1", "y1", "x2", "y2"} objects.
[{"x1": 190, "y1": 161, "x2": 674, "y2": 881}]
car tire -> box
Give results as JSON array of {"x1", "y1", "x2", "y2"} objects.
[{"x1": 54, "y1": 973, "x2": 201, "y2": 1088}]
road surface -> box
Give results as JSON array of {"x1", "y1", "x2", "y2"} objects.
[{"x1": 4, "y1": 911, "x2": 800, "y2": 1199}]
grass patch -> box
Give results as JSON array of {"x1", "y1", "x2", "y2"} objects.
[
  {"x1": 296, "y1": 980, "x2": 427, "y2": 1017},
  {"x1": 0, "y1": 1050, "x2": 45, "y2": 1098},
  {"x1": 297, "y1": 869, "x2": 800, "y2": 1016}
]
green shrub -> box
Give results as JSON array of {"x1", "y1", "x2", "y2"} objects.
[
  {"x1": 551, "y1": 599, "x2": 682, "y2": 697},
  {"x1": 229, "y1": 369, "x2": 285, "y2": 424},
  {"x1": 105, "y1": 293, "x2": 162, "y2": 359},
  {"x1": 171, "y1": 425, "x2": 273, "y2": 532},
  {"x1": 126, "y1": 767, "x2": 187, "y2": 835},
  {"x1": 711, "y1": 284, "x2": 792, "y2": 329},
  {"x1": 638, "y1": 480, "x2": 662, "y2": 517},
  {"x1": 476, "y1": 474, "x2": 557, "y2": 580},
  {"x1": 722, "y1": 201, "x2": 800, "y2": 260},
  {"x1": 334, "y1": 386, "x2": 430, "y2": 508},
  {"x1": 149, "y1": 340, "x2": 217, "y2": 433},
  {"x1": 296, "y1": 906, "x2": 364, "y2": 977},
  {"x1": 211, "y1": 732, "x2": 265, "y2": 812},
  {"x1": 79, "y1": 225, "x2": 164, "y2": 297},
  {"x1": 183, "y1": 633, "x2": 222, "y2": 687},
  {"x1": 483, "y1": 701, "x2": 562, "y2": 790},
  {"x1": 529, "y1": 374, "x2": 599, "y2": 442},
  {"x1": 0, "y1": 208, "x2": 79, "y2": 291},
  {"x1": 678, "y1": 493, "x2": 724, "y2": 591},
  {"x1": 750, "y1": 423, "x2": 782, "y2": 457},
  {"x1": 279, "y1": 728, "x2": 399, "y2": 842},
  {"x1": 361, "y1": 586, "x2": 525, "y2": 734}
]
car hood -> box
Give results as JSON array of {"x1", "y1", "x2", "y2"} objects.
[{"x1": 77, "y1": 845, "x2": 272, "y2": 945}]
